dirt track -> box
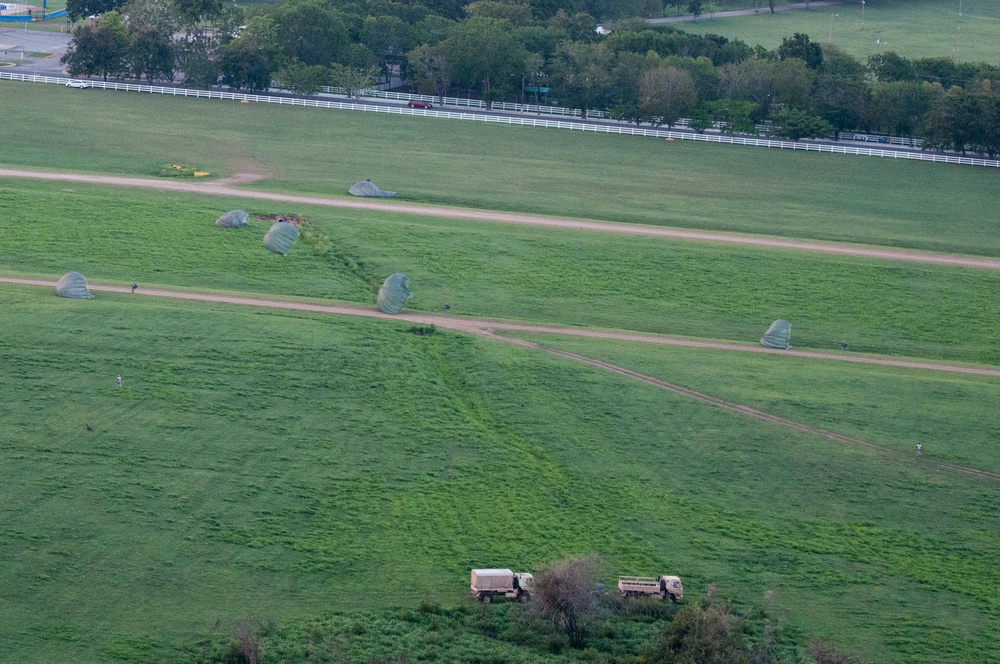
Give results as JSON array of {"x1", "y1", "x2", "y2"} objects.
[
  {"x1": 2, "y1": 167, "x2": 999, "y2": 270},
  {"x1": 6, "y1": 276, "x2": 998, "y2": 377},
  {"x1": 6, "y1": 275, "x2": 998, "y2": 481}
]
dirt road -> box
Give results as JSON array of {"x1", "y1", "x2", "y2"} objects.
[
  {"x1": 6, "y1": 275, "x2": 997, "y2": 481},
  {"x1": 5, "y1": 276, "x2": 997, "y2": 377},
  {"x1": 2, "y1": 167, "x2": 998, "y2": 270}
]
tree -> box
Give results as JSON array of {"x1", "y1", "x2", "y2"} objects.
[
  {"x1": 66, "y1": 0, "x2": 126, "y2": 22},
  {"x1": 61, "y1": 11, "x2": 129, "y2": 81},
  {"x1": 550, "y1": 41, "x2": 615, "y2": 114},
  {"x1": 176, "y1": 40, "x2": 217, "y2": 87},
  {"x1": 170, "y1": 0, "x2": 224, "y2": 39},
  {"x1": 699, "y1": 99, "x2": 757, "y2": 134},
  {"x1": 277, "y1": 60, "x2": 329, "y2": 95},
  {"x1": 811, "y1": 45, "x2": 867, "y2": 133},
  {"x1": 218, "y1": 16, "x2": 282, "y2": 92},
  {"x1": 407, "y1": 43, "x2": 449, "y2": 96},
  {"x1": 360, "y1": 15, "x2": 417, "y2": 83},
  {"x1": 777, "y1": 32, "x2": 822, "y2": 69},
  {"x1": 530, "y1": 555, "x2": 604, "y2": 649},
  {"x1": 441, "y1": 16, "x2": 530, "y2": 105},
  {"x1": 128, "y1": 25, "x2": 174, "y2": 81},
  {"x1": 870, "y1": 80, "x2": 936, "y2": 139},
  {"x1": 687, "y1": 0, "x2": 702, "y2": 20},
  {"x1": 269, "y1": 0, "x2": 349, "y2": 67},
  {"x1": 647, "y1": 603, "x2": 751, "y2": 663},
  {"x1": 641, "y1": 65, "x2": 697, "y2": 126},
  {"x1": 767, "y1": 108, "x2": 833, "y2": 140},
  {"x1": 328, "y1": 62, "x2": 377, "y2": 98}
]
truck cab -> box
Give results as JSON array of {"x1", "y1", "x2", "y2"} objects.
[{"x1": 659, "y1": 575, "x2": 683, "y2": 601}]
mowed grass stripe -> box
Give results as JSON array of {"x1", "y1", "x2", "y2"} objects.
[{"x1": 2, "y1": 82, "x2": 1000, "y2": 255}]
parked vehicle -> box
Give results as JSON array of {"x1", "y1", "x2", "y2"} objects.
[
  {"x1": 66, "y1": 80, "x2": 91, "y2": 89},
  {"x1": 407, "y1": 100, "x2": 433, "y2": 109},
  {"x1": 471, "y1": 568, "x2": 532, "y2": 603},
  {"x1": 618, "y1": 575, "x2": 683, "y2": 601}
]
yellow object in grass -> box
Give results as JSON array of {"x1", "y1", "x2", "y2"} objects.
[{"x1": 193, "y1": 171, "x2": 210, "y2": 177}]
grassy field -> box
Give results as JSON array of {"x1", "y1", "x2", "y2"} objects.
[
  {"x1": 2, "y1": 286, "x2": 999, "y2": 663},
  {"x1": 2, "y1": 81, "x2": 1000, "y2": 256},
  {"x1": 507, "y1": 332, "x2": 1000, "y2": 473},
  {"x1": 2, "y1": 71, "x2": 999, "y2": 663},
  {"x1": 684, "y1": 0, "x2": 1000, "y2": 65},
  {"x1": 3, "y1": 179, "x2": 999, "y2": 365}
]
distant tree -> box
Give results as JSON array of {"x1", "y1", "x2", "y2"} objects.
[
  {"x1": 767, "y1": 108, "x2": 833, "y2": 140},
  {"x1": 465, "y1": 1, "x2": 536, "y2": 26},
  {"x1": 218, "y1": 16, "x2": 283, "y2": 91},
  {"x1": 700, "y1": 99, "x2": 758, "y2": 134},
  {"x1": 811, "y1": 45, "x2": 867, "y2": 133},
  {"x1": 176, "y1": 40, "x2": 217, "y2": 87},
  {"x1": 66, "y1": 0, "x2": 126, "y2": 22},
  {"x1": 870, "y1": 80, "x2": 937, "y2": 139},
  {"x1": 530, "y1": 555, "x2": 604, "y2": 649},
  {"x1": 171, "y1": 0, "x2": 225, "y2": 39},
  {"x1": 869, "y1": 51, "x2": 915, "y2": 82},
  {"x1": 328, "y1": 62, "x2": 377, "y2": 97},
  {"x1": 777, "y1": 32, "x2": 822, "y2": 69},
  {"x1": 61, "y1": 11, "x2": 128, "y2": 81},
  {"x1": 127, "y1": 24, "x2": 174, "y2": 81},
  {"x1": 641, "y1": 65, "x2": 697, "y2": 126},
  {"x1": 276, "y1": 60, "x2": 329, "y2": 95},
  {"x1": 441, "y1": 16, "x2": 531, "y2": 105},
  {"x1": 407, "y1": 43, "x2": 449, "y2": 96},
  {"x1": 269, "y1": 0, "x2": 349, "y2": 67},
  {"x1": 550, "y1": 41, "x2": 614, "y2": 114},
  {"x1": 360, "y1": 15, "x2": 417, "y2": 83},
  {"x1": 687, "y1": 0, "x2": 702, "y2": 19}
]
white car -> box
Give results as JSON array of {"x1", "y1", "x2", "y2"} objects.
[{"x1": 65, "y1": 80, "x2": 91, "y2": 89}]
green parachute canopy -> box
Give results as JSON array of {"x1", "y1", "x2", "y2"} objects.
[
  {"x1": 216, "y1": 209, "x2": 249, "y2": 228},
  {"x1": 349, "y1": 180, "x2": 396, "y2": 198},
  {"x1": 377, "y1": 273, "x2": 411, "y2": 314},
  {"x1": 263, "y1": 221, "x2": 299, "y2": 255},
  {"x1": 761, "y1": 319, "x2": 791, "y2": 349},
  {"x1": 55, "y1": 272, "x2": 94, "y2": 299}
]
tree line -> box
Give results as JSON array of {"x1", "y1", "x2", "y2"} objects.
[{"x1": 61, "y1": 0, "x2": 1000, "y2": 155}]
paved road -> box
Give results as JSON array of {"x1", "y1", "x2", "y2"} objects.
[
  {"x1": 1, "y1": 166, "x2": 998, "y2": 270},
  {"x1": 0, "y1": 26, "x2": 69, "y2": 73},
  {"x1": 643, "y1": 1, "x2": 839, "y2": 25}
]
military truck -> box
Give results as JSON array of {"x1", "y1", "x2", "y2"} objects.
[
  {"x1": 618, "y1": 575, "x2": 683, "y2": 601},
  {"x1": 470, "y1": 568, "x2": 533, "y2": 603}
]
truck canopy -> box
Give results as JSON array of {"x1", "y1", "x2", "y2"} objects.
[{"x1": 471, "y1": 569, "x2": 515, "y2": 591}]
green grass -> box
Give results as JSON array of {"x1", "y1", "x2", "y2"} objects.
[
  {"x1": 507, "y1": 331, "x2": 1000, "y2": 474},
  {"x1": 2, "y1": 82, "x2": 1000, "y2": 256},
  {"x1": 3, "y1": 180, "x2": 999, "y2": 365},
  {"x1": 685, "y1": 0, "x2": 1000, "y2": 65},
  {"x1": 2, "y1": 286, "x2": 999, "y2": 663}
]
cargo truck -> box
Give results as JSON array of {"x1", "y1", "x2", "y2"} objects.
[
  {"x1": 618, "y1": 575, "x2": 683, "y2": 601},
  {"x1": 470, "y1": 568, "x2": 533, "y2": 603}
]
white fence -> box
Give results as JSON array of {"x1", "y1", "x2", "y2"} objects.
[{"x1": 4, "y1": 72, "x2": 998, "y2": 169}]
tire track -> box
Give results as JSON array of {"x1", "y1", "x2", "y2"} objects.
[{"x1": 2, "y1": 167, "x2": 998, "y2": 270}]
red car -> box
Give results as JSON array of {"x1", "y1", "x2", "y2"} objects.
[{"x1": 407, "y1": 100, "x2": 433, "y2": 109}]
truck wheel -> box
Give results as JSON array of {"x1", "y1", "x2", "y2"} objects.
[
  {"x1": 481, "y1": 593, "x2": 491, "y2": 604},
  {"x1": 517, "y1": 592, "x2": 529, "y2": 603},
  {"x1": 669, "y1": 594, "x2": 679, "y2": 603}
]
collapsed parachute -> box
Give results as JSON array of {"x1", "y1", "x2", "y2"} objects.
[
  {"x1": 55, "y1": 272, "x2": 94, "y2": 299},
  {"x1": 377, "y1": 273, "x2": 411, "y2": 314},
  {"x1": 263, "y1": 221, "x2": 299, "y2": 255},
  {"x1": 760, "y1": 319, "x2": 791, "y2": 349}
]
